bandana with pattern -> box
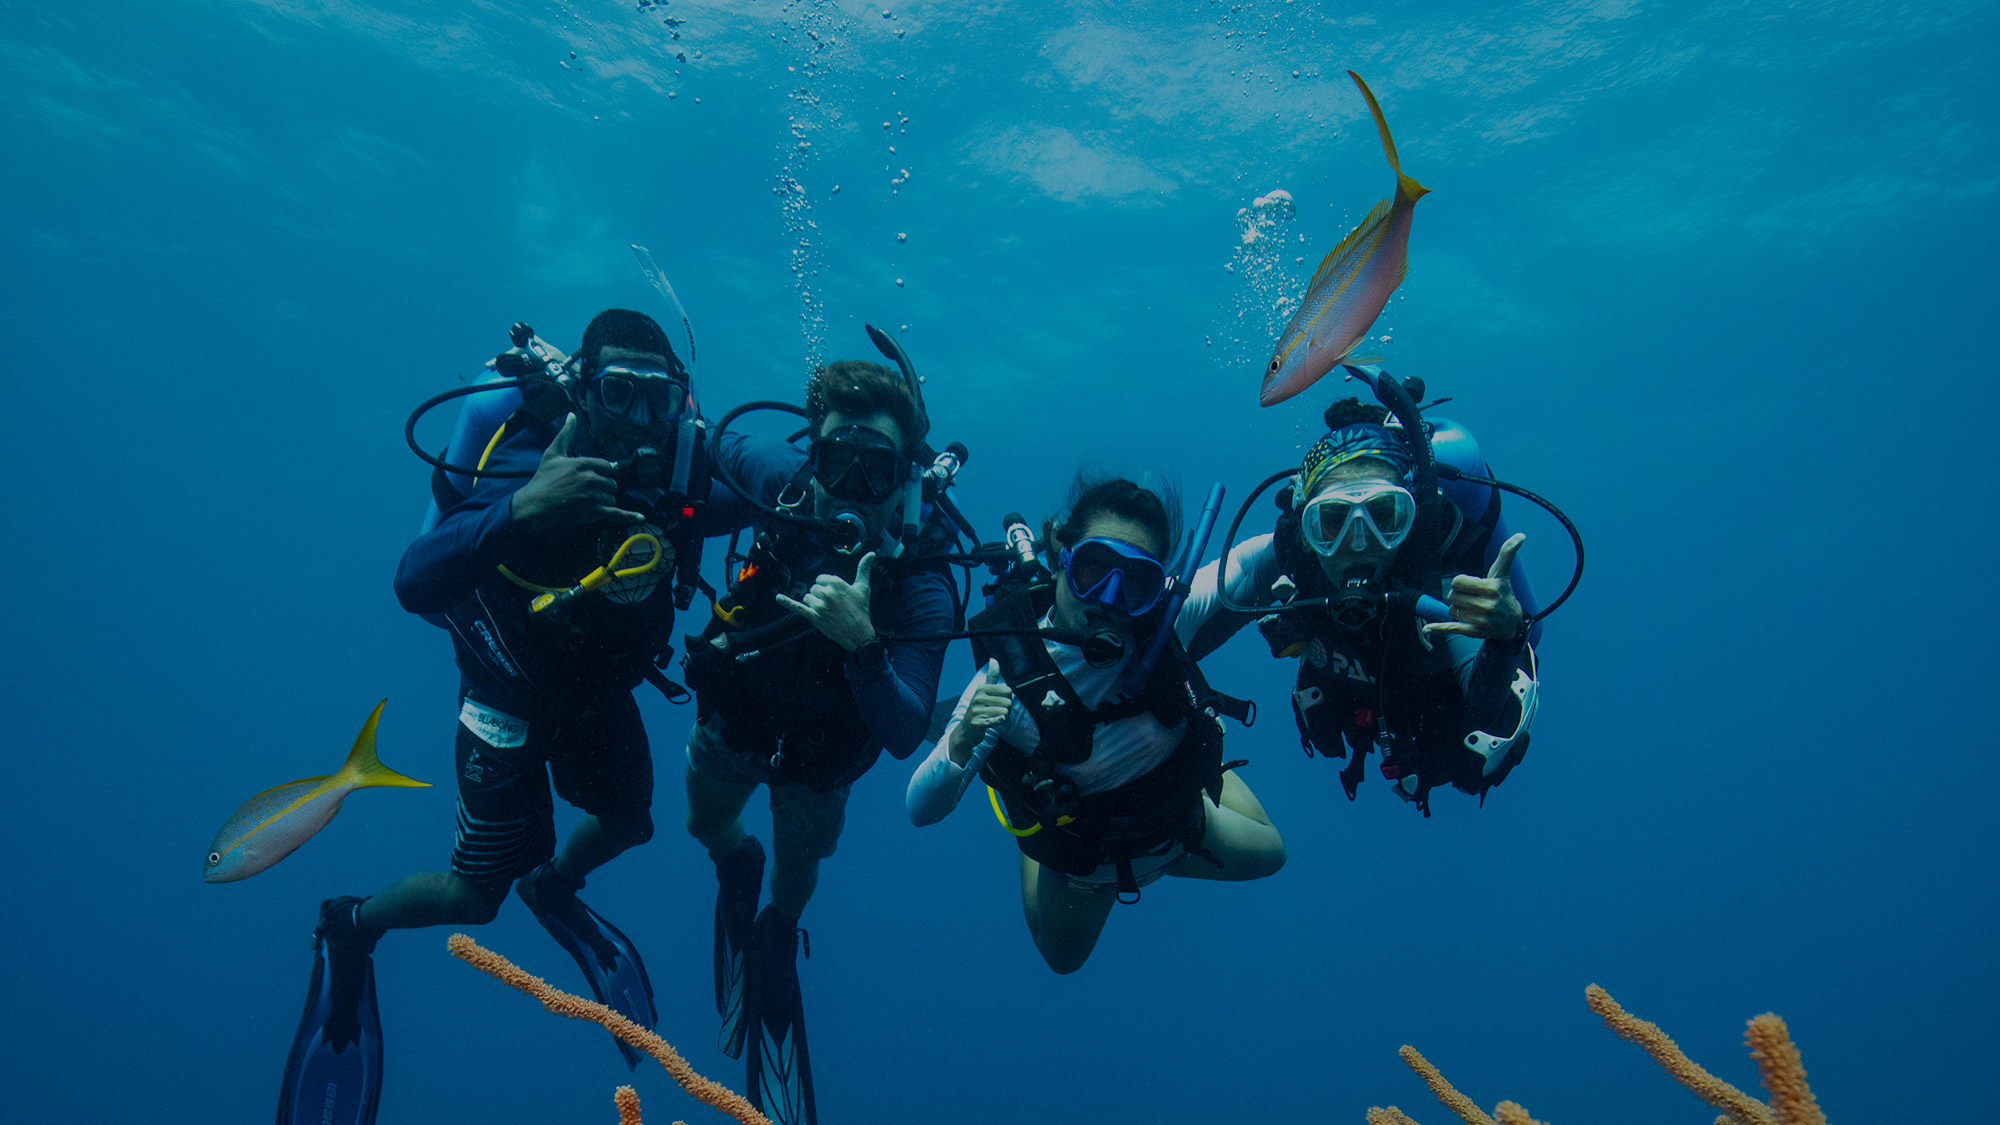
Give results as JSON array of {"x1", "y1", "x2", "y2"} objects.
[{"x1": 1298, "y1": 422, "x2": 1416, "y2": 499}]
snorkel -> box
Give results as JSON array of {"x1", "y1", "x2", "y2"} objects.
[{"x1": 1124, "y1": 482, "x2": 1227, "y2": 692}]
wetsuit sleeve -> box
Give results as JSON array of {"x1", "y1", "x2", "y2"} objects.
[
  {"x1": 1180, "y1": 534, "x2": 1285, "y2": 662},
  {"x1": 906, "y1": 674, "x2": 989, "y2": 826},
  {"x1": 392, "y1": 415, "x2": 549, "y2": 616},
  {"x1": 847, "y1": 565, "x2": 954, "y2": 760},
  {"x1": 1440, "y1": 630, "x2": 1528, "y2": 749},
  {"x1": 910, "y1": 668, "x2": 1041, "y2": 825}
]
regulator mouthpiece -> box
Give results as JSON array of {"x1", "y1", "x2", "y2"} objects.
[
  {"x1": 828, "y1": 510, "x2": 869, "y2": 555},
  {"x1": 1081, "y1": 628, "x2": 1127, "y2": 669}
]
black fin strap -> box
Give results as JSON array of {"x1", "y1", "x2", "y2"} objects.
[
  {"x1": 1114, "y1": 859, "x2": 1141, "y2": 905},
  {"x1": 643, "y1": 663, "x2": 690, "y2": 705}
]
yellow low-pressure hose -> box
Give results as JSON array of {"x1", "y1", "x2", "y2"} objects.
[
  {"x1": 986, "y1": 786, "x2": 1076, "y2": 837},
  {"x1": 988, "y1": 786, "x2": 1042, "y2": 837},
  {"x1": 529, "y1": 534, "x2": 664, "y2": 613}
]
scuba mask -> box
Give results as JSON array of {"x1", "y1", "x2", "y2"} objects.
[
  {"x1": 812, "y1": 425, "x2": 909, "y2": 504},
  {"x1": 1300, "y1": 479, "x2": 1416, "y2": 556},
  {"x1": 1058, "y1": 538, "x2": 1169, "y2": 617},
  {"x1": 594, "y1": 365, "x2": 692, "y2": 427}
]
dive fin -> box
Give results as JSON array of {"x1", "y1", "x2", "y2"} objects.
[
  {"x1": 337, "y1": 700, "x2": 429, "y2": 790},
  {"x1": 517, "y1": 869, "x2": 659, "y2": 1070},
  {"x1": 745, "y1": 907, "x2": 817, "y2": 1125},
  {"x1": 713, "y1": 838, "x2": 766, "y2": 1060},
  {"x1": 276, "y1": 923, "x2": 382, "y2": 1125}
]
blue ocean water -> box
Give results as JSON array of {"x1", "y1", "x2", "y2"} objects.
[{"x1": 4, "y1": 1, "x2": 1996, "y2": 1121}]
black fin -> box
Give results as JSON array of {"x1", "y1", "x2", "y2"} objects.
[{"x1": 745, "y1": 908, "x2": 817, "y2": 1125}]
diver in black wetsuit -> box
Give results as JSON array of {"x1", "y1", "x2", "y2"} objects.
[
  {"x1": 276, "y1": 310, "x2": 737, "y2": 1125},
  {"x1": 684, "y1": 358, "x2": 955, "y2": 1125}
]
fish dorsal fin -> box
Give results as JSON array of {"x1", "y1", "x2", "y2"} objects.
[
  {"x1": 1307, "y1": 197, "x2": 1392, "y2": 293},
  {"x1": 338, "y1": 700, "x2": 431, "y2": 789},
  {"x1": 1348, "y1": 71, "x2": 1429, "y2": 200}
]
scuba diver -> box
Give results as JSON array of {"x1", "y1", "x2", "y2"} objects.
[
  {"x1": 1186, "y1": 364, "x2": 1567, "y2": 814},
  {"x1": 906, "y1": 475, "x2": 1287, "y2": 974},
  {"x1": 277, "y1": 309, "x2": 733, "y2": 1125},
  {"x1": 684, "y1": 352, "x2": 956, "y2": 1125}
]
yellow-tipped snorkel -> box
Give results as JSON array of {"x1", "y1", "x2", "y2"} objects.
[{"x1": 529, "y1": 533, "x2": 664, "y2": 615}]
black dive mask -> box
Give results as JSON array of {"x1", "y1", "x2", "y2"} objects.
[{"x1": 812, "y1": 425, "x2": 907, "y2": 504}]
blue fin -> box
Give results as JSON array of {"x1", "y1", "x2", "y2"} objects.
[
  {"x1": 276, "y1": 925, "x2": 382, "y2": 1125},
  {"x1": 517, "y1": 871, "x2": 659, "y2": 1070}
]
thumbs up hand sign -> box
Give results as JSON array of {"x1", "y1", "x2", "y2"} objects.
[
  {"x1": 508, "y1": 414, "x2": 645, "y2": 530},
  {"x1": 1426, "y1": 532, "x2": 1528, "y2": 644},
  {"x1": 949, "y1": 659, "x2": 1015, "y2": 764}
]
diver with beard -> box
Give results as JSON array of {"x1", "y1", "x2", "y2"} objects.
[
  {"x1": 906, "y1": 475, "x2": 1286, "y2": 974},
  {"x1": 684, "y1": 358, "x2": 954, "y2": 1125},
  {"x1": 1185, "y1": 391, "x2": 1543, "y2": 813},
  {"x1": 277, "y1": 310, "x2": 733, "y2": 1125}
]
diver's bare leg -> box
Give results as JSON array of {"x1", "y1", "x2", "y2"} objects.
[
  {"x1": 1020, "y1": 853, "x2": 1115, "y2": 974},
  {"x1": 356, "y1": 870, "x2": 509, "y2": 932},
  {"x1": 685, "y1": 763, "x2": 758, "y2": 860},
  {"x1": 1170, "y1": 770, "x2": 1287, "y2": 882}
]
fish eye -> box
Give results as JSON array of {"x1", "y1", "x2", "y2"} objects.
[
  {"x1": 1268, "y1": 359, "x2": 1280, "y2": 373},
  {"x1": 206, "y1": 852, "x2": 221, "y2": 866}
]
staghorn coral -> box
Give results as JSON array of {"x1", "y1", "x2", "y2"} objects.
[
  {"x1": 448, "y1": 933, "x2": 770, "y2": 1125},
  {"x1": 1585, "y1": 984, "x2": 1777, "y2": 1125},
  {"x1": 1745, "y1": 1013, "x2": 1827, "y2": 1125},
  {"x1": 1398, "y1": 1046, "x2": 1495, "y2": 1125},
  {"x1": 1370, "y1": 985, "x2": 1828, "y2": 1124}
]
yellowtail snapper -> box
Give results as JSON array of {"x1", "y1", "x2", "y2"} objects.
[
  {"x1": 204, "y1": 700, "x2": 428, "y2": 883},
  {"x1": 1261, "y1": 71, "x2": 1430, "y2": 407}
]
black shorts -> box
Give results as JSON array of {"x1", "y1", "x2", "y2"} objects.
[{"x1": 449, "y1": 681, "x2": 654, "y2": 884}]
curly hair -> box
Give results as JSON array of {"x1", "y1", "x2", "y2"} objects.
[
  {"x1": 804, "y1": 360, "x2": 929, "y2": 455},
  {"x1": 1045, "y1": 473, "x2": 1183, "y2": 563},
  {"x1": 1322, "y1": 396, "x2": 1390, "y2": 430}
]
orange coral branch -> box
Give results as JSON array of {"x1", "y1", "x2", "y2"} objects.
[
  {"x1": 1745, "y1": 1013, "x2": 1827, "y2": 1125},
  {"x1": 615, "y1": 1085, "x2": 643, "y2": 1125},
  {"x1": 1398, "y1": 1046, "x2": 1497, "y2": 1125},
  {"x1": 448, "y1": 934, "x2": 772, "y2": 1125},
  {"x1": 1367, "y1": 1108, "x2": 1425, "y2": 1125},
  {"x1": 1492, "y1": 1100, "x2": 1546, "y2": 1125},
  {"x1": 1584, "y1": 985, "x2": 1774, "y2": 1125}
]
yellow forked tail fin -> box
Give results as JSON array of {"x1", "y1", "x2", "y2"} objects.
[
  {"x1": 1348, "y1": 70, "x2": 1429, "y2": 200},
  {"x1": 338, "y1": 699, "x2": 431, "y2": 789}
]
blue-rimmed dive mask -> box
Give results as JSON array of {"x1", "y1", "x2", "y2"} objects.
[
  {"x1": 1300, "y1": 478, "x2": 1417, "y2": 556},
  {"x1": 1058, "y1": 537, "x2": 1169, "y2": 617},
  {"x1": 811, "y1": 424, "x2": 908, "y2": 504},
  {"x1": 595, "y1": 365, "x2": 692, "y2": 427}
]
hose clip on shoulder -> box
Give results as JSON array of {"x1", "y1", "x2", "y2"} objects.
[{"x1": 1463, "y1": 644, "x2": 1538, "y2": 777}]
